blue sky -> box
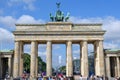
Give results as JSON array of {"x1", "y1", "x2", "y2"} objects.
[{"x1": 0, "y1": 0, "x2": 120, "y2": 68}]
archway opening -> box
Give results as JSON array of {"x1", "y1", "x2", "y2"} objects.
[
  {"x1": 52, "y1": 44, "x2": 66, "y2": 76},
  {"x1": 88, "y1": 44, "x2": 94, "y2": 76},
  {"x1": 23, "y1": 44, "x2": 31, "y2": 73},
  {"x1": 38, "y1": 44, "x2": 46, "y2": 75},
  {"x1": 72, "y1": 44, "x2": 80, "y2": 75}
]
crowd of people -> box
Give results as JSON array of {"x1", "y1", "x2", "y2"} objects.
[
  {"x1": 3, "y1": 72, "x2": 120, "y2": 80},
  {"x1": 37, "y1": 74, "x2": 120, "y2": 80},
  {"x1": 37, "y1": 75, "x2": 74, "y2": 80},
  {"x1": 79, "y1": 74, "x2": 120, "y2": 80}
]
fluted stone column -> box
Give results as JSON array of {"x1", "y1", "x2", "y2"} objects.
[
  {"x1": 19, "y1": 42, "x2": 24, "y2": 76},
  {"x1": 0, "y1": 57, "x2": 2, "y2": 78},
  {"x1": 114, "y1": 57, "x2": 118, "y2": 76},
  {"x1": 66, "y1": 41, "x2": 73, "y2": 77},
  {"x1": 105, "y1": 56, "x2": 111, "y2": 77},
  {"x1": 80, "y1": 40, "x2": 88, "y2": 77},
  {"x1": 96, "y1": 40, "x2": 105, "y2": 76},
  {"x1": 30, "y1": 41, "x2": 38, "y2": 79},
  {"x1": 36, "y1": 58, "x2": 38, "y2": 76},
  {"x1": 8, "y1": 57, "x2": 12, "y2": 76},
  {"x1": 117, "y1": 57, "x2": 120, "y2": 76},
  {"x1": 46, "y1": 41, "x2": 52, "y2": 76},
  {"x1": 94, "y1": 42, "x2": 98, "y2": 75},
  {"x1": 13, "y1": 41, "x2": 20, "y2": 78}
]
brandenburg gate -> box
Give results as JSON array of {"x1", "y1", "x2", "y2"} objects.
[{"x1": 13, "y1": 3, "x2": 106, "y2": 79}]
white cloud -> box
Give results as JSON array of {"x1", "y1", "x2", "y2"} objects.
[
  {"x1": 0, "y1": 16, "x2": 16, "y2": 28},
  {"x1": 69, "y1": 16, "x2": 102, "y2": 23},
  {"x1": 0, "y1": 28, "x2": 14, "y2": 50},
  {"x1": 17, "y1": 15, "x2": 44, "y2": 24},
  {"x1": 8, "y1": 0, "x2": 36, "y2": 11},
  {"x1": 70, "y1": 16, "x2": 120, "y2": 49},
  {"x1": 104, "y1": 42, "x2": 119, "y2": 49},
  {"x1": 0, "y1": 15, "x2": 45, "y2": 29},
  {"x1": 0, "y1": 28, "x2": 14, "y2": 41}
]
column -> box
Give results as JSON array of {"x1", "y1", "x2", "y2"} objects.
[
  {"x1": 114, "y1": 58, "x2": 117, "y2": 76},
  {"x1": 66, "y1": 41, "x2": 73, "y2": 77},
  {"x1": 46, "y1": 41, "x2": 52, "y2": 76},
  {"x1": 96, "y1": 40, "x2": 105, "y2": 76},
  {"x1": 105, "y1": 57, "x2": 111, "y2": 77},
  {"x1": 8, "y1": 57, "x2": 12, "y2": 76},
  {"x1": 36, "y1": 57, "x2": 38, "y2": 76},
  {"x1": 13, "y1": 41, "x2": 20, "y2": 78},
  {"x1": 80, "y1": 40, "x2": 88, "y2": 77},
  {"x1": 30, "y1": 41, "x2": 38, "y2": 79},
  {"x1": 117, "y1": 57, "x2": 120, "y2": 76},
  {"x1": 19, "y1": 42, "x2": 24, "y2": 76},
  {"x1": 0, "y1": 57, "x2": 2, "y2": 78},
  {"x1": 94, "y1": 41, "x2": 98, "y2": 75}
]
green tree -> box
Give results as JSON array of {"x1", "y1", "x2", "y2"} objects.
[
  {"x1": 38, "y1": 56, "x2": 46, "y2": 72},
  {"x1": 59, "y1": 66, "x2": 66, "y2": 73},
  {"x1": 23, "y1": 53, "x2": 46, "y2": 73},
  {"x1": 23, "y1": 53, "x2": 31, "y2": 73}
]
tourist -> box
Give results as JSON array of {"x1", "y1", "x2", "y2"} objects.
[
  {"x1": 38, "y1": 75, "x2": 43, "y2": 80},
  {"x1": 115, "y1": 76, "x2": 120, "y2": 80},
  {"x1": 89, "y1": 74, "x2": 95, "y2": 80},
  {"x1": 104, "y1": 76, "x2": 108, "y2": 80},
  {"x1": 63, "y1": 75, "x2": 67, "y2": 80},
  {"x1": 79, "y1": 74, "x2": 82, "y2": 80},
  {"x1": 48, "y1": 76, "x2": 52, "y2": 80},
  {"x1": 60, "y1": 75, "x2": 64, "y2": 80}
]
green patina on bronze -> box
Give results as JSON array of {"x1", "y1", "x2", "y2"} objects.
[{"x1": 50, "y1": 2, "x2": 70, "y2": 22}]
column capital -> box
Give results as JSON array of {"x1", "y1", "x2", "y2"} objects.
[
  {"x1": 31, "y1": 40, "x2": 38, "y2": 43},
  {"x1": 94, "y1": 40, "x2": 103, "y2": 43},
  {"x1": 116, "y1": 56, "x2": 119, "y2": 58},
  {"x1": 15, "y1": 40, "x2": 24, "y2": 42},
  {"x1": 14, "y1": 40, "x2": 20, "y2": 42},
  {"x1": 106, "y1": 56, "x2": 110, "y2": 58},
  {"x1": 66, "y1": 40, "x2": 72, "y2": 43},
  {"x1": 81, "y1": 40, "x2": 88, "y2": 42},
  {"x1": 80, "y1": 40, "x2": 87, "y2": 44},
  {"x1": 15, "y1": 41, "x2": 24, "y2": 46},
  {"x1": 46, "y1": 40, "x2": 52, "y2": 43}
]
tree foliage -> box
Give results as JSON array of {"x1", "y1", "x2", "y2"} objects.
[
  {"x1": 59, "y1": 66, "x2": 66, "y2": 73},
  {"x1": 23, "y1": 53, "x2": 30, "y2": 73},
  {"x1": 23, "y1": 53, "x2": 46, "y2": 73}
]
